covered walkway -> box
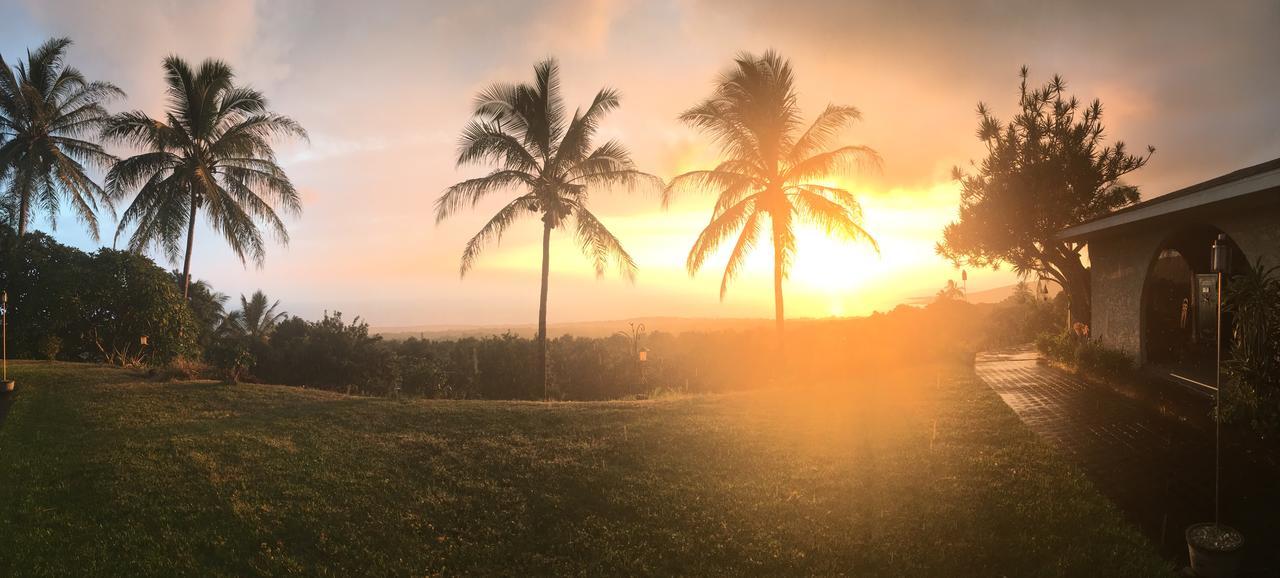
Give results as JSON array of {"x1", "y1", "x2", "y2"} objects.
[{"x1": 975, "y1": 348, "x2": 1279, "y2": 575}]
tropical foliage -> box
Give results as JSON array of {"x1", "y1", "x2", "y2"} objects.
[
  {"x1": 175, "y1": 271, "x2": 228, "y2": 350},
  {"x1": 0, "y1": 227, "x2": 197, "y2": 366},
  {"x1": 667, "y1": 50, "x2": 879, "y2": 350},
  {"x1": 252, "y1": 312, "x2": 400, "y2": 395},
  {"x1": 436, "y1": 58, "x2": 658, "y2": 396},
  {"x1": 102, "y1": 56, "x2": 306, "y2": 298},
  {"x1": 0, "y1": 38, "x2": 122, "y2": 238},
  {"x1": 937, "y1": 67, "x2": 1153, "y2": 324},
  {"x1": 223, "y1": 290, "x2": 286, "y2": 340},
  {"x1": 1223, "y1": 260, "x2": 1280, "y2": 436}
]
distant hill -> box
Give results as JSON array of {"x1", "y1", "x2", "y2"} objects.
[
  {"x1": 374, "y1": 316, "x2": 778, "y2": 340},
  {"x1": 906, "y1": 282, "x2": 1061, "y2": 306},
  {"x1": 375, "y1": 283, "x2": 1062, "y2": 340}
]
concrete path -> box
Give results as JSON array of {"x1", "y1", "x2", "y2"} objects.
[{"x1": 975, "y1": 348, "x2": 1279, "y2": 575}]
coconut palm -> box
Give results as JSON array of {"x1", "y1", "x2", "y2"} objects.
[
  {"x1": 0, "y1": 37, "x2": 123, "y2": 238},
  {"x1": 102, "y1": 56, "x2": 306, "y2": 299},
  {"x1": 436, "y1": 58, "x2": 658, "y2": 398},
  {"x1": 223, "y1": 290, "x2": 286, "y2": 340},
  {"x1": 667, "y1": 50, "x2": 880, "y2": 353}
]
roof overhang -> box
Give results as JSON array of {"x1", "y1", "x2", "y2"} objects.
[{"x1": 1057, "y1": 158, "x2": 1280, "y2": 242}]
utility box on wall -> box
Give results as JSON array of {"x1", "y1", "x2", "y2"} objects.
[{"x1": 1195, "y1": 273, "x2": 1218, "y2": 345}]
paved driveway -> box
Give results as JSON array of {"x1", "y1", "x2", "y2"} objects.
[{"x1": 975, "y1": 348, "x2": 1279, "y2": 575}]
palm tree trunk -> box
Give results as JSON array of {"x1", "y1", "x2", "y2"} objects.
[
  {"x1": 773, "y1": 227, "x2": 786, "y2": 363},
  {"x1": 16, "y1": 194, "x2": 28, "y2": 238},
  {"x1": 180, "y1": 195, "x2": 198, "y2": 300},
  {"x1": 537, "y1": 218, "x2": 552, "y2": 400}
]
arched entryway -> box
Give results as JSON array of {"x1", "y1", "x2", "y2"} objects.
[{"x1": 1140, "y1": 224, "x2": 1249, "y2": 384}]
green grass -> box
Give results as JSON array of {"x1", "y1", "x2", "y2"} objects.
[{"x1": 0, "y1": 361, "x2": 1170, "y2": 576}]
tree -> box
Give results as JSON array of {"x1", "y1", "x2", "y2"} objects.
[
  {"x1": 0, "y1": 38, "x2": 123, "y2": 238},
  {"x1": 223, "y1": 289, "x2": 286, "y2": 340},
  {"x1": 937, "y1": 68, "x2": 1153, "y2": 324},
  {"x1": 936, "y1": 279, "x2": 965, "y2": 302},
  {"x1": 436, "y1": 58, "x2": 658, "y2": 398},
  {"x1": 667, "y1": 50, "x2": 879, "y2": 354},
  {"x1": 102, "y1": 57, "x2": 306, "y2": 300},
  {"x1": 172, "y1": 270, "x2": 228, "y2": 350}
]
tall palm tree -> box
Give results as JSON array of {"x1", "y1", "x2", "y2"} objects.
[
  {"x1": 0, "y1": 37, "x2": 123, "y2": 238},
  {"x1": 102, "y1": 56, "x2": 306, "y2": 299},
  {"x1": 436, "y1": 58, "x2": 658, "y2": 398},
  {"x1": 223, "y1": 290, "x2": 286, "y2": 340},
  {"x1": 667, "y1": 51, "x2": 880, "y2": 354}
]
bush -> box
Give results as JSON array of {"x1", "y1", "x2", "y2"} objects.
[
  {"x1": 208, "y1": 338, "x2": 255, "y2": 384},
  {"x1": 1223, "y1": 260, "x2": 1280, "y2": 437},
  {"x1": 1075, "y1": 339, "x2": 1133, "y2": 379},
  {"x1": 152, "y1": 357, "x2": 208, "y2": 381},
  {"x1": 0, "y1": 230, "x2": 199, "y2": 366},
  {"x1": 37, "y1": 335, "x2": 61, "y2": 361},
  {"x1": 985, "y1": 283, "x2": 1066, "y2": 349},
  {"x1": 1036, "y1": 329, "x2": 1133, "y2": 379},
  {"x1": 253, "y1": 312, "x2": 400, "y2": 396}
]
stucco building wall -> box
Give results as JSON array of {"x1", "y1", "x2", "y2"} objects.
[{"x1": 1087, "y1": 201, "x2": 1280, "y2": 363}]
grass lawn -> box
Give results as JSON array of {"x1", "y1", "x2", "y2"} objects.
[{"x1": 0, "y1": 361, "x2": 1170, "y2": 576}]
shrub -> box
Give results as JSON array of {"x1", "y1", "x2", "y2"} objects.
[
  {"x1": 1223, "y1": 260, "x2": 1280, "y2": 437},
  {"x1": 152, "y1": 357, "x2": 208, "y2": 381},
  {"x1": 208, "y1": 338, "x2": 255, "y2": 384},
  {"x1": 253, "y1": 312, "x2": 401, "y2": 396},
  {"x1": 1036, "y1": 329, "x2": 1133, "y2": 379},
  {"x1": 0, "y1": 231, "x2": 199, "y2": 366},
  {"x1": 1036, "y1": 331, "x2": 1075, "y2": 363},
  {"x1": 984, "y1": 283, "x2": 1066, "y2": 349},
  {"x1": 37, "y1": 335, "x2": 62, "y2": 361},
  {"x1": 1075, "y1": 339, "x2": 1133, "y2": 379}
]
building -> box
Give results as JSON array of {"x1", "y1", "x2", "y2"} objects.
[{"x1": 1058, "y1": 158, "x2": 1280, "y2": 388}]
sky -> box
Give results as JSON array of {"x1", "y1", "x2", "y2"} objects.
[{"x1": 1, "y1": 0, "x2": 1277, "y2": 327}]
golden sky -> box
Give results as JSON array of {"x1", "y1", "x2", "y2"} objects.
[{"x1": 2, "y1": 0, "x2": 1277, "y2": 326}]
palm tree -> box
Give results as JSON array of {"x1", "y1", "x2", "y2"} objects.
[
  {"x1": 667, "y1": 51, "x2": 880, "y2": 354},
  {"x1": 0, "y1": 37, "x2": 123, "y2": 238},
  {"x1": 223, "y1": 290, "x2": 286, "y2": 340},
  {"x1": 172, "y1": 270, "x2": 230, "y2": 347},
  {"x1": 102, "y1": 56, "x2": 306, "y2": 299},
  {"x1": 436, "y1": 58, "x2": 658, "y2": 398}
]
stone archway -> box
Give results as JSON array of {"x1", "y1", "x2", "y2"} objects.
[{"x1": 1139, "y1": 224, "x2": 1249, "y2": 382}]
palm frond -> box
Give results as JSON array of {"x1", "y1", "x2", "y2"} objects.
[
  {"x1": 687, "y1": 194, "x2": 758, "y2": 275},
  {"x1": 792, "y1": 189, "x2": 879, "y2": 253},
  {"x1": 719, "y1": 211, "x2": 763, "y2": 300},
  {"x1": 783, "y1": 145, "x2": 881, "y2": 185},
  {"x1": 459, "y1": 194, "x2": 536, "y2": 277},
  {"x1": 789, "y1": 104, "x2": 861, "y2": 162},
  {"x1": 572, "y1": 205, "x2": 636, "y2": 281},
  {"x1": 435, "y1": 169, "x2": 536, "y2": 223}
]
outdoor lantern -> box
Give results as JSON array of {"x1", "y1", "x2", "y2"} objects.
[
  {"x1": 1211, "y1": 233, "x2": 1232, "y2": 274},
  {"x1": 140, "y1": 335, "x2": 149, "y2": 346},
  {"x1": 638, "y1": 348, "x2": 648, "y2": 363}
]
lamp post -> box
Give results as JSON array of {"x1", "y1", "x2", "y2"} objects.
[
  {"x1": 638, "y1": 347, "x2": 649, "y2": 390},
  {"x1": 961, "y1": 269, "x2": 968, "y2": 299},
  {"x1": 2, "y1": 290, "x2": 11, "y2": 392},
  {"x1": 1210, "y1": 233, "x2": 1231, "y2": 527}
]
